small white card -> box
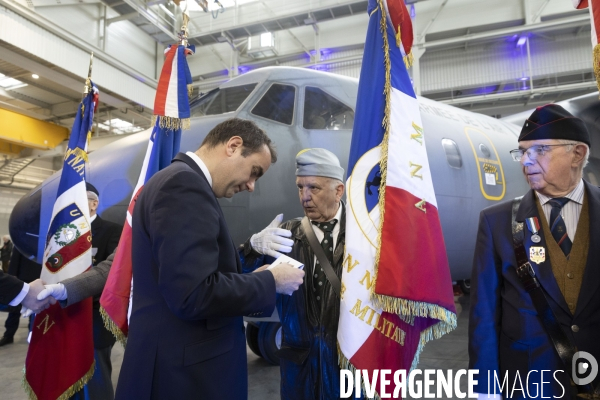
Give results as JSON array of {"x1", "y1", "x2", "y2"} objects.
[
  {"x1": 485, "y1": 173, "x2": 496, "y2": 185},
  {"x1": 267, "y1": 254, "x2": 304, "y2": 270}
]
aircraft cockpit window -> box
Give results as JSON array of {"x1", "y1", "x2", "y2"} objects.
[
  {"x1": 442, "y1": 138, "x2": 463, "y2": 169},
  {"x1": 303, "y1": 87, "x2": 354, "y2": 130},
  {"x1": 191, "y1": 83, "x2": 258, "y2": 117},
  {"x1": 251, "y1": 83, "x2": 296, "y2": 125}
]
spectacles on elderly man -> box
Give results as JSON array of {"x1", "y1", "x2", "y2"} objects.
[{"x1": 509, "y1": 144, "x2": 574, "y2": 162}]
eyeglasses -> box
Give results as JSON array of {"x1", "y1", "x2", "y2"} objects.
[{"x1": 509, "y1": 144, "x2": 574, "y2": 162}]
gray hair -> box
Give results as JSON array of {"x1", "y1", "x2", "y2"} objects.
[{"x1": 558, "y1": 139, "x2": 590, "y2": 168}]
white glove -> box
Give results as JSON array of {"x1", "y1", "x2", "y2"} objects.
[
  {"x1": 21, "y1": 307, "x2": 33, "y2": 318},
  {"x1": 37, "y1": 283, "x2": 67, "y2": 301},
  {"x1": 250, "y1": 214, "x2": 294, "y2": 258}
]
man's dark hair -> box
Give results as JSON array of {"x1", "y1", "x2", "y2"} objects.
[{"x1": 200, "y1": 118, "x2": 277, "y2": 163}]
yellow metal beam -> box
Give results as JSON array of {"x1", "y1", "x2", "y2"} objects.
[
  {"x1": 0, "y1": 107, "x2": 69, "y2": 151},
  {"x1": 0, "y1": 140, "x2": 25, "y2": 155}
]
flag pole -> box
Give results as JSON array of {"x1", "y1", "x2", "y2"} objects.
[{"x1": 83, "y1": 52, "x2": 94, "y2": 96}]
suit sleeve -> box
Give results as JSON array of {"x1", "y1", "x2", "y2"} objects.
[
  {"x1": 468, "y1": 210, "x2": 503, "y2": 394},
  {"x1": 60, "y1": 249, "x2": 115, "y2": 307},
  {"x1": 0, "y1": 270, "x2": 25, "y2": 306},
  {"x1": 150, "y1": 170, "x2": 276, "y2": 321}
]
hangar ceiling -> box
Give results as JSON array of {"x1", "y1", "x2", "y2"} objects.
[{"x1": 0, "y1": 0, "x2": 598, "y2": 188}]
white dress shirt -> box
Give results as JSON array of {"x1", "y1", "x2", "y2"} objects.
[
  {"x1": 186, "y1": 151, "x2": 213, "y2": 187},
  {"x1": 310, "y1": 202, "x2": 343, "y2": 268}
]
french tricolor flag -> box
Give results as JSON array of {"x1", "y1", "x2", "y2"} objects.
[
  {"x1": 337, "y1": 0, "x2": 457, "y2": 396},
  {"x1": 99, "y1": 43, "x2": 191, "y2": 344}
]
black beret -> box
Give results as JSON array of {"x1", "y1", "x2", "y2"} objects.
[
  {"x1": 86, "y1": 182, "x2": 99, "y2": 197},
  {"x1": 519, "y1": 104, "x2": 590, "y2": 147}
]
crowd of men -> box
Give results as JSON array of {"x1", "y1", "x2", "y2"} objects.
[{"x1": 1, "y1": 107, "x2": 599, "y2": 399}]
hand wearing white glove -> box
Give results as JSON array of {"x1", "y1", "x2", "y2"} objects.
[
  {"x1": 250, "y1": 214, "x2": 294, "y2": 258},
  {"x1": 37, "y1": 283, "x2": 67, "y2": 301}
]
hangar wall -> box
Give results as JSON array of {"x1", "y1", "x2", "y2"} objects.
[{"x1": 422, "y1": 34, "x2": 592, "y2": 95}]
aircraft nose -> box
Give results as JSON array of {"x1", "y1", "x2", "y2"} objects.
[{"x1": 9, "y1": 188, "x2": 42, "y2": 262}]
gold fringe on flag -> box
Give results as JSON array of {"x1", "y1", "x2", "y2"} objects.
[
  {"x1": 100, "y1": 306, "x2": 128, "y2": 347},
  {"x1": 188, "y1": 84, "x2": 193, "y2": 98},
  {"x1": 151, "y1": 115, "x2": 191, "y2": 132},
  {"x1": 338, "y1": 344, "x2": 383, "y2": 400},
  {"x1": 593, "y1": 44, "x2": 600, "y2": 95},
  {"x1": 22, "y1": 360, "x2": 96, "y2": 400}
]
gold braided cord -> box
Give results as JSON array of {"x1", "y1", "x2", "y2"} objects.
[
  {"x1": 22, "y1": 360, "x2": 96, "y2": 400},
  {"x1": 188, "y1": 84, "x2": 194, "y2": 98},
  {"x1": 100, "y1": 306, "x2": 128, "y2": 347},
  {"x1": 594, "y1": 44, "x2": 600, "y2": 95},
  {"x1": 404, "y1": 51, "x2": 414, "y2": 69},
  {"x1": 370, "y1": 0, "x2": 392, "y2": 299}
]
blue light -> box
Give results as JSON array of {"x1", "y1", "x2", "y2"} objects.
[
  {"x1": 410, "y1": 4, "x2": 416, "y2": 19},
  {"x1": 517, "y1": 36, "x2": 527, "y2": 47}
]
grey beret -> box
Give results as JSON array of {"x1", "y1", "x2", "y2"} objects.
[{"x1": 295, "y1": 148, "x2": 344, "y2": 181}]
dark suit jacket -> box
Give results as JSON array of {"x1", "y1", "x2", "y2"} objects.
[
  {"x1": 91, "y1": 216, "x2": 121, "y2": 267},
  {"x1": 0, "y1": 270, "x2": 24, "y2": 305},
  {"x1": 8, "y1": 248, "x2": 41, "y2": 283},
  {"x1": 115, "y1": 153, "x2": 276, "y2": 400},
  {"x1": 469, "y1": 180, "x2": 600, "y2": 398}
]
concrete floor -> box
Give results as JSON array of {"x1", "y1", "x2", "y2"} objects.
[{"x1": 0, "y1": 294, "x2": 470, "y2": 399}]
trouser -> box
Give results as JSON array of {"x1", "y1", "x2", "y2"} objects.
[
  {"x1": 72, "y1": 345, "x2": 115, "y2": 400},
  {"x1": 3, "y1": 305, "x2": 34, "y2": 338}
]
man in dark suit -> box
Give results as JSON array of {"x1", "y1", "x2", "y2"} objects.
[
  {"x1": 469, "y1": 104, "x2": 600, "y2": 399},
  {"x1": 35, "y1": 182, "x2": 122, "y2": 399},
  {"x1": 1, "y1": 235, "x2": 13, "y2": 272},
  {"x1": 114, "y1": 118, "x2": 304, "y2": 400},
  {"x1": 0, "y1": 271, "x2": 52, "y2": 313},
  {"x1": 0, "y1": 248, "x2": 42, "y2": 346}
]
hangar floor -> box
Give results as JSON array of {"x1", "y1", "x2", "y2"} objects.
[{"x1": 0, "y1": 294, "x2": 469, "y2": 399}]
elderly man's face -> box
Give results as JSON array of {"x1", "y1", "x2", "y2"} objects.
[
  {"x1": 296, "y1": 176, "x2": 344, "y2": 222},
  {"x1": 519, "y1": 139, "x2": 585, "y2": 197}
]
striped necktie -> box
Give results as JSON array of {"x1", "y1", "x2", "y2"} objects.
[
  {"x1": 548, "y1": 197, "x2": 572, "y2": 258},
  {"x1": 311, "y1": 219, "x2": 337, "y2": 302}
]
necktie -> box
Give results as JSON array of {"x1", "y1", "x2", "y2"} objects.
[
  {"x1": 548, "y1": 197, "x2": 572, "y2": 257},
  {"x1": 311, "y1": 219, "x2": 337, "y2": 302}
]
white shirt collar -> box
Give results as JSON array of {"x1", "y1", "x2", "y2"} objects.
[
  {"x1": 186, "y1": 151, "x2": 213, "y2": 187},
  {"x1": 311, "y1": 202, "x2": 343, "y2": 224},
  {"x1": 90, "y1": 214, "x2": 97, "y2": 223},
  {"x1": 535, "y1": 179, "x2": 584, "y2": 205}
]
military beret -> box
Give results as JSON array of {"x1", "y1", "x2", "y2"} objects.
[
  {"x1": 86, "y1": 182, "x2": 99, "y2": 200},
  {"x1": 519, "y1": 104, "x2": 590, "y2": 147},
  {"x1": 295, "y1": 148, "x2": 344, "y2": 182}
]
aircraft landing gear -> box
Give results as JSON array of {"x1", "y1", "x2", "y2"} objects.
[
  {"x1": 459, "y1": 279, "x2": 471, "y2": 295},
  {"x1": 245, "y1": 322, "x2": 282, "y2": 365}
]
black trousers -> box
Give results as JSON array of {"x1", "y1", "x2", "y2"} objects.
[{"x1": 3, "y1": 305, "x2": 33, "y2": 338}]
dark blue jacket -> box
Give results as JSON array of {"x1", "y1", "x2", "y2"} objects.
[
  {"x1": 115, "y1": 153, "x2": 276, "y2": 400},
  {"x1": 240, "y1": 204, "x2": 349, "y2": 400},
  {"x1": 469, "y1": 181, "x2": 600, "y2": 398}
]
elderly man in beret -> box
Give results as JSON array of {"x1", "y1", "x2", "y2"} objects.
[
  {"x1": 469, "y1": 104, "x2": 600, "y2": 399},
  {"x1": 240, "y1": 148, "x2": 351, "y2": 400}
]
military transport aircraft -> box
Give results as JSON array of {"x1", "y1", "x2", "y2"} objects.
[{"x1": 8, "y1": 66, "x2": 600, "y2": 364}]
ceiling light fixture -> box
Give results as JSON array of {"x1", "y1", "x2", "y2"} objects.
[{"x1": 32, "y1": 74, "x2": 39, "y2": 79}]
